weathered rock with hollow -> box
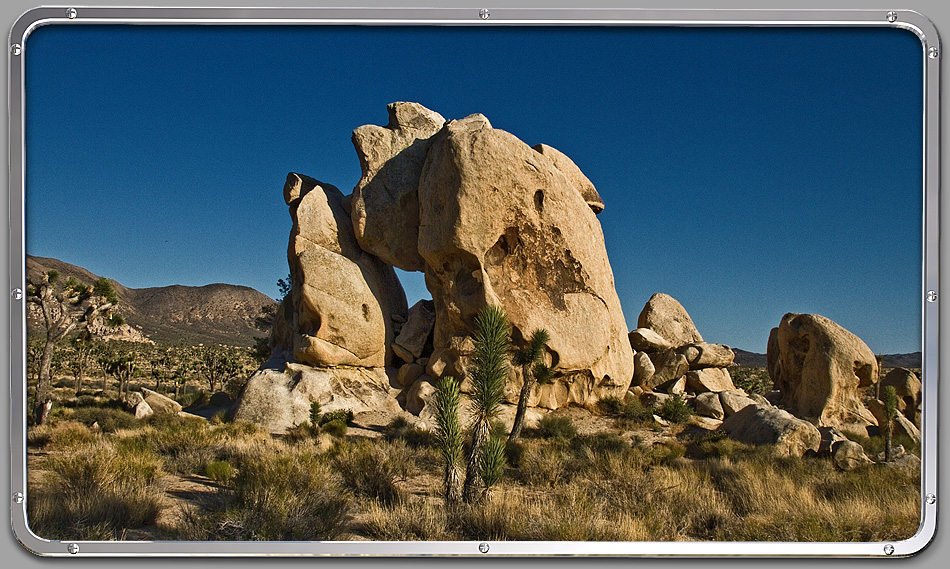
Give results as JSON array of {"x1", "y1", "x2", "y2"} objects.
[
  {"x1": 418, "y1": 111, "x2": 634, "y2": 408},
  {"x1": 767, "y1": 313, "x2": 878, "y2": 432}
]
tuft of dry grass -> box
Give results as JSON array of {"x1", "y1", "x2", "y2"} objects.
[{"x1": 28, "y1": 441, "x2": 165, "y2": 541}]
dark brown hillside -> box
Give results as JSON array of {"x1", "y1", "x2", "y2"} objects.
[{"x1": 26, "y1": 255, "x2": 275, "y2": 346}]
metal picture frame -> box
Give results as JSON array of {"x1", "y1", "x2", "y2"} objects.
[{"x1": 7, "y1": 6, "x2": 940, "y2": 557}]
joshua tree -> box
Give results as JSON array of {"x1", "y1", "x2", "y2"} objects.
[
  {"x1": 882, "y1": 385, "x2": 899, "y2": 462},
  {"x1": 100, "y1": 351, "x2": 137, "y2": 398},
  {"x1": 434, "y1": 376, "x2": 464, "y2": 504},
  {"x1": 67, "y1": 333, "x2": 95, "y2": 395},
  {"x1": 462, "y1": 305, "x2": 512, "y2": 504},
  {"x1": 196, "y1": 345, "x2": 244, "y2": 393},
  {"x1": 508, "y1": 328, "x2": 551, "y2": 443},
  {"x1": 26, "y1": 270, "x2": 120, "y2": 425}
]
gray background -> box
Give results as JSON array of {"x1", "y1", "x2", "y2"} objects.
[{"x1": 2, "y1": 0, "x2": 945, "y2": 566}]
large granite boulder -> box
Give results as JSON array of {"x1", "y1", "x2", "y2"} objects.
[
  {"x1": 141, "y1": 388, "x2": 182, "y2": 415},
  {"x1": 631, "y1": 351, "x2": 656, "y2": 387},
  {"x1": 767, "y1": 313, "x2": 878, "y2": 432},
  {"x1": 349, "y1": 102, "x2": 446, "y2": 271},
  {"x1": 685, "y1": 368, "x2": 736, "y2": 393},
  {"x1": 644, "y1": 349, "x2": 689, "y2": 391},
  {"x1": 637, "y1": 293, "x2": 703, "y2": 346},
  {"x1": 628, "y1": 328, "x2": 673, "y2": 352},
  {"x1": 279, "y1": 173, "x2": 407, "y2": 367},
  {"x1": 719, "y1": 404, "x2": 821, "y2": 457},
  {"x1": 417, "y1": 112, "x2": 634, "y2": 408},
  {"x1": 233, "y1": 357, "x2": 402, "y2": 433},
  {"x1": 676, "y1": 342, "x2": 735, "y2": 369}
]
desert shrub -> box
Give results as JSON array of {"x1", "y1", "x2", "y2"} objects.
[
  {"x1": 28, "y1": 442, "x2": 164, "y2": 541},
  {"x1": 132, "y1": 415, "x2": 225, "y2": 475},
  {"x1": 536, "y1": 415, "x2": 577, "y2": 439},
  {"x1": 309, "y1": 401, "x2": 322, "y2": 427},
  {"x1": 70, "y1": 406, "x2": 138, "y2": 433},
  {"x1": 572, "y1": 432, "x2": 629, "y2": 456},
  {"x1": 647, "y1": 441, "x2": 688, "y2": 465},
  {"x1": 284, "y1": 422, "x2": 316, "y2": 443},
  {"x1": 598, "y1": 395, "x2": 653, "y2": 423},
  {"x1": 321, "y1": 419, "x2": 348, "y2": 437},
  {"x1": 181, "y1": 452, "x2": 349, "y2": 541},
  {"x1": 450, "y1": 499, "x2": 528, "y2": 540},
  {"x1": 26, "y1": 425, "x2": 53, "y2": 448},
  {"x1": 517, "y1": 442, "x2": 568, "y2": 487},
  {"x1": 361, "y1": 501, "x2": 452, "y2": 541},
  {"x1": 204, "y1": 460, "x2": 236, "y2": 483},
  {"x1": 656, "y1": 394, "x2": 691, "y2": 423},
  {"x1": 47, "y1": 421, "x2": 96, "y2": 448},
  {"x1": 331, "y1": 439, "x2": 408, "y2": 506},
  {"x1": 318, "y1": 409, "x2": 353, "y2": 426},
  {"x1": 694, "y1": 436, "x2": 755, "y2": 459}
]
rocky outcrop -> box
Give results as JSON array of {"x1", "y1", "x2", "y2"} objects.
[
  {"x1": 233, "y1": 356, "x2": 401, "y2": 433},
  {"x1": 141, "y1": 388, "x2": 182, "y2": 415},
  {"x1": 694, "y1": 392, "x2": 725, "y2": 420},
  {"x1": 531, "y1": 144, "x2": 605, "y2": 213},
  {"x1": 831, "y1": 440, "x2": 872, "y2": 471},
  {"x1": 627, "y1": 294, "x2": 735, "y2": 400},
  {"x1": 278, "y1": 173, "x2": 407, "y2": 368},
  {"x1": 767, "y1": 313, "x2": 878, "y2": 433},
  {"x1": 637, "y1": 293, "x2": 703, "y2": 346},
  {"x1": 719, "y1": 404, "x2": 821, "y2": 457},
  {"x1": 349, "y1": 102, "x2": 446, "y2": 272},
  {"x1": 417, "y1": 111, "x2": 634, "y2": 408}
]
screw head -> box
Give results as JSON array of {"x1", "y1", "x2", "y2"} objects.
[
  {"x1": 886, "y1": 12, "x2": 898, "y2": 23},
  {"x1": 929, "y1": 47, "x2": 939, "y2": 59},
  {"x1": 11, "y1": 44, "x2": 21, "y2": 56},
  {"x1": 926, "y1": 493, "x2": 936, "y2": 505},
  {"x1": 478, "y1": 542, "x2": 490, "y2": 553},
  {"x1": 884, "y1": 544, "x2": 895, "y2": 555},
  {"x1": 12, "y1": 492, "x2": 23, "y2": 504},
  {"x1": 479, "y1": 9, "x2": 490, "y2": 20},
  {"x1": 927, "y1": 290, "x2": 937, "y2": 302},
  {"x1": 67, "y1": 543, "x2": 80, "y2": 555},
  {"x1": 66, "y1": 8, "x2": 77, "y2": 19},
  {"x1": 11, "y1": 288, "x2": 23, "y2": 300}
]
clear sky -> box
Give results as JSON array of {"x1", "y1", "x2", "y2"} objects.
[{"x1": 24, "y1": 25, "x2": 923, "y2": 354}]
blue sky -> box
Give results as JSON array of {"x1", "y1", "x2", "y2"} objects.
[{"x1": 25, "y1": 25, "x2": 923, "y2": 353}]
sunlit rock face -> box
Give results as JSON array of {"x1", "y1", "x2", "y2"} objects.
[{"x1": 415, "y1": 112, "x2": 633, "y2": 408}]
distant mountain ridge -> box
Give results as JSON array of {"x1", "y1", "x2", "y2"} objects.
[
  {"x1": 26, "y1": 255, "x2": 276, "y2": 347},
  {"x1": 733, "y1": 347, "x2": 921, "y2": 369}
]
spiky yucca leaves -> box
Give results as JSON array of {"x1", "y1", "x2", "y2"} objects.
[
  {"x1": 463, "y1": 305, "x2": 512, "y2": 504},
  {"x1": 434, "y1": 376, "x2": 464, "y2": 504},
  {"x1": 478, "y1": 434, "x2": 507, "y2": 501},
  {"x1": 882, "y1": 385, "x2": 898, "y2": 462},
  {"x1": 509, "y1": 328, "x2": 551, "y2": 443}
]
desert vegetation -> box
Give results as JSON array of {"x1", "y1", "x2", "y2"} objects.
[{"x1": 26, "y1": 397, "x2": 921, "y2": 542}]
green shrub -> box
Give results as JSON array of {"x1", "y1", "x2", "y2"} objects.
[
  {"x1": 204, "y1": 460, "x2": 235, "y2": 483},
  {"x1": 731, "y1": 366, "x2": 772, "y2": 396},
  {"x1": 309, "y1": 401, "x2": 322, "y2": 427},
  {"x1": 657, "y1": 394, "x2": 692, "y2": 423},
  {"x1": 536, "y1": 415, "x2": 577, "y2": 439},
  {"x1": 321, "y1": 419, "x2": 348, "y2": 437},
  {"x1": 318, "y1": 409, "x2": 353, "y2": 426}
]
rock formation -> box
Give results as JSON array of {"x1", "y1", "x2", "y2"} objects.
[
  {"x1": 349, "y1": 102, "x2": 446, "y2": 272},
  {"x1": 279, "y1": 172, "x2": 407, "y2": 367},
  {"x1": 766, "y1": 313, "x2": 878, "y2": 433},
  {"x1": 719, "y1": 404, "x2": 821, "y2": 457},
  {"x1": 879, "y1": 367, "x2": 921, "y2": 426},
  {"x1": 628, "y1": 293, "x2": 736, "y2": 399},
  {"x1": 414, "y1": 111, "x2": 633, "y2": 408}
]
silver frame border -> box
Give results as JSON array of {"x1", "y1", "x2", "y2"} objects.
[{"x1": 6, "y1": 6, "x2": 940, "y2": 558}]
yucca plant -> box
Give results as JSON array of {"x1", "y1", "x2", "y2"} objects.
[
  {"x1": 478, "y1": 434, "x2": 506, "y2": 501},
  {"x1": 434, "y1": 376, "x2": 464, "y2": 504},
  {"x1": 509, "y1": 328, "x2": 551, "y2": 443},
  {"x1": 463, "y1": 304, "x2": 512, "y2": 504}
]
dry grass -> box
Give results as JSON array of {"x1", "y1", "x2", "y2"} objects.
[{"x1": 26, "y1": 404, "x2": 921, "y2": 543}]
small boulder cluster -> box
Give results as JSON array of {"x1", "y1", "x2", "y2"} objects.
[{"x1": 627, "y1": 293, "x2": 747, "y2": 416}]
